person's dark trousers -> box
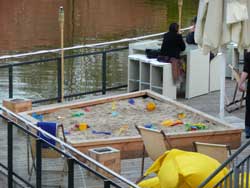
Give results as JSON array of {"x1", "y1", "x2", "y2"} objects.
[{"x1": 245, "y1": 88, "x2": 250, "y2": 138}]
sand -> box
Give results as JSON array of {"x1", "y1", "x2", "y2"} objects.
[{"x1": 42, "y1": 97, "x2": 229, "y2": 142}]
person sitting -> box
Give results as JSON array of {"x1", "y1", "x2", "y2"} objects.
[
  {"x1": 186, "y1": 16, "x2": 197, "y2": 45},
  {"x1": 158, "y1": 22, "x2": 186, "y2": 85},
  {"x1": 186, "y1": 16, "x2": 215, "y2": 60},
  {"x1": 159, "y1": 22, "x2": 186, "y2": 60}
]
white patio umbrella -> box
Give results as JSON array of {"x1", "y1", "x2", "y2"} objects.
[{"x1": 195, "y1": 0, "x2": 250, "y2": 119}]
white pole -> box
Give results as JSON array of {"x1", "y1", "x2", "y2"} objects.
[{"x1": 219, "y1": 52, "x2": 226, "y2": 119}]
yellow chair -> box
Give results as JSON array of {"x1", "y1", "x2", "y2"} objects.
[{"x1": 135, "y1": 125, "x2": 172, "y2": 182}]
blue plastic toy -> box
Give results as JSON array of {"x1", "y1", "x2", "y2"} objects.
[
  {"x1": 112, "y1": 111, "x2": 119, "y2": 117},
  {"x1": 128, "y1": 98, "x2": 135, "y2": 105},
  {"x1": 32, "y1": 113, "x2": 43, "y2": 121},
  {"x1": 92, "y1": 130, "x2": 111, "y2": 135},
  {"x1": 144, "y1": 124, "x2": 157, "y2": 129}
]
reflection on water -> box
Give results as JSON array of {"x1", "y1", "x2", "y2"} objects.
[{"x1": 0, "y1": 0, "x2": 198, "y2": 102}]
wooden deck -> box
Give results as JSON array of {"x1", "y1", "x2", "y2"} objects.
[{"x1": 0, "y1": 79, "x2": 249, "y2": 187}]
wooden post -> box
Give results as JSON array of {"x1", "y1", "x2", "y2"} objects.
[
  {"x1": 59, "y1": 7, "x2": 65, "y2": 102},
  {"x1": 178, "y1": 0, "x2": 183, "y2": 31}
]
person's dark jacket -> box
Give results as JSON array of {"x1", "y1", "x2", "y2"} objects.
[
  {"x1": 160, "y1": 32, "x2": 186, "y2": 59},
  {"x1": 186, "y1": 31, "x2": 196, "y2": 45},
  {"x1": 244, "y1": 50, "x2": 250, "y2": 89}
]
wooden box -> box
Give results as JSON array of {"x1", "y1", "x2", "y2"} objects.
[
  {"x1": 88, "y1": 147, "x2": 120, "y2": 178},
  {"x1": 3, "y1": 98, "x2": 32, "y2": 113}
]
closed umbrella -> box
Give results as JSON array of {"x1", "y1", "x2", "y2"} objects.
[{"x1": 195, "y1": 0, "x2": 249, "y2": 119}]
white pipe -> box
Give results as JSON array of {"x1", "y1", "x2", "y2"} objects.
[
  {"x1": 219, "y1": 52, "x2": 226, "y2": 119},
  {"x1": 0, "y1": 26, "x2": 192, "y2": 60}
]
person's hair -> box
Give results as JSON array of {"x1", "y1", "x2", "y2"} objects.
[
  {"x1": 169, "y1": 23, "x2": 179, "y2": 33},
  {"x1": 192, "y1": 16, "x2": 197, "y2": 24}
]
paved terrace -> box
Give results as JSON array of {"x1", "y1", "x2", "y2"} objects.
[{"x1": 0, "y1": 79, "x2": 249, "y2": 187}]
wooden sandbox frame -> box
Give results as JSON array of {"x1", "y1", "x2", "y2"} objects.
[{"x1": 20, "y1": 90, "x2": 242, "y2": 159}]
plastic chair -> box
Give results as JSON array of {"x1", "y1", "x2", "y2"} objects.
[
  {"x1": 135, "y1": 125, "x2": 172, "y2": 182},
  {"x1": 27, "y1": 122, "x2": 68, "y2": 186},
  {"x1": 193, "y1": 141, "x2": 232, "y2": 169}
]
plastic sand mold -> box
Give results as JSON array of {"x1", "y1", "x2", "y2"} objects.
[
  {"x1": 92, "y1": 130, "x2": 111, "y2": 135},
  {"x1": 72, "y1": 112, "x2": 84, "y2": 117},
  {"x1": 84, "y1": 107, "x2": 91, "y2": 112},
  {"x1": 32, "y1": 113, "x2": 43, "y2": 121},
  {"x1": 128, "y1": 98, "x2": 135, "y2": 105},
  {"x1": 112, "y1": 111, "x2": 119, "y2": 117},
  {"x1": 161, "y1": 119, "x2": 183, "y2": 126},
  {"x1": 112, "y1": 101, "x2": 117, "y2": 110},
  {"x1": 185, "y1": 123, "x2": 207, "y2": 131},
  {"x1": 146, "y1": 102, "x2": 156, "y2": 111},
  {"x1": 79, "y1": 123, "x2": 88, "y2": 131},
  {"x1": 144, "y1": 124, "x2": 157, "y2": 129},
  {"x1": 117, "y1": 125, "x2": 129, "y2": 135},
  {"x1": 177, "y1": 113, "x2": 186, "y2": 119}
]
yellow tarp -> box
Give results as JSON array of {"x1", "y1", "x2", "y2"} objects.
[{"x1": 138, "y1": 149, "x2": 228, "y2": 188}]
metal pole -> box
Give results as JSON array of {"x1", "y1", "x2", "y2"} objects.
[
  {"x1": 59, "y1": 6, "x2": 65, "y2": 102},
  {"x1": 104, "y1": 180, "x2": 111, "y2": 188},
  {"x1": 102, "y1": 52, "x2": 107, "y2": 95},
  {"x1": 68, "y1": 158, "x2": 74, "y2": 188},
  {"x1": 8, "y1": 121, "x2": 13, "y2": 188},
  {"x1": 36, "y1": 139, "x2": 42, "y2": 188},
  {"x1": 178, "y1": 0, "x2": 183, "y2": 30},
  {"x1": 9, "y1": 66, "x2": 13, "y2": 98}
]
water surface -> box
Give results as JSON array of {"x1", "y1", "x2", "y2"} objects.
[{"x1": 0, "y1": 0, "x2": 198, "y2": 101}]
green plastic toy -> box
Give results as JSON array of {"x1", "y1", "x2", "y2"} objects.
[{"x1": 72, "y1": 112, "x2": 84, "y2": 117}]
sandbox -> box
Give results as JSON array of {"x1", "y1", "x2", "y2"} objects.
[{"x1": 20, "y1": 90, "x2": 242, "y2": 159}]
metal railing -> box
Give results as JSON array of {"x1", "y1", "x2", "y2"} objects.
[
  {"x1": 198, "y1": 139, "x2": 250, "y2": 188},
  {"x1": 0, "y1": 47, "x2": 129, "y2": 104},
  {"x1": 0, "y1": 106, "x2": 140, "y2": 188}
]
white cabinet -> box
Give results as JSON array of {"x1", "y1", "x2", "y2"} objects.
[
  {"x1": 185, "y1": 48, "x2": 210, "y2": 98},
  {"x1": 128, "y1": 55, "x2": 176, "y2": 99}
]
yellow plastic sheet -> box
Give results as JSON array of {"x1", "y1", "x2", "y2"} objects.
[{"x1": 138, "y1": 149, "x2": 228, "y2": 188}]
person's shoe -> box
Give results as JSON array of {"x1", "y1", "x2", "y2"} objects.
[{"x1": 246, "y1": 135, "x2": 250, "y2": 139}]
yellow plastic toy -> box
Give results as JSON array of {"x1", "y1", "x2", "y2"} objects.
[
  {"x1": 117, "y1": 125, "x2": 129, "y2": 136},
  {"x1": 177, "y1": 112, "x2": 186, "y2": 119},
  {"x1": 79, "y1": 123, "x2": 88, "y2": 131},
  {"x1": 112, "y1": 101, "x2": 116, "y2": 110},
  {"x1": 146, "y1": 102, "x2": 156, "y2": 111},
  {"x1": 161, "y1": 119, "x2": 183, "y2": 126},
  {"x1": 138, "y1": 149, "x2": 229, "y2": 188}
]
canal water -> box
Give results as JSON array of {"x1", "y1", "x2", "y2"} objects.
[{"x1": 0, "y1": 0, "x2": 198, "y2": 102}]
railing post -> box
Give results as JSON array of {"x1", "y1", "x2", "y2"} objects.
[
  {"x1": 104, "y1": 180, "x2": 111, "y2": 188},
  {"x1": 68, "y1": 158, "x2": 74, "y2": 188},
  {"x1": 9, "y1": 66, "x2": 13, "y2": 98},
  {"x1": 36, "y1": 139, "x2": 42, "y2": 188},
  {"x1": 8, "y1": 121, "x2": 13, "y2": 188},
  {"x1": 57, "y1": 58, "x2": 62, "y2": 102},
  {"x1": 234, "y1": 166, "x2": 239, "y2": 188},
  {"x1": 102, "y1": 52, "x2": 107, "y2": 95}
]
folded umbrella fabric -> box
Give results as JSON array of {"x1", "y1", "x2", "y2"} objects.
[{"x1": 37, "y1": 121, "x2": 57, "y2": 148}]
